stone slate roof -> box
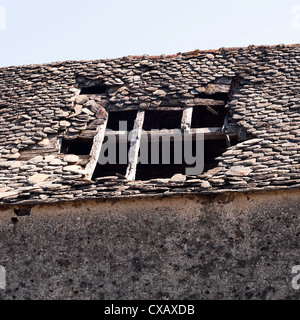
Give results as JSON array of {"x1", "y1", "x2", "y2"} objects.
[{"x1": 0, "y1": 44, "x2": 300, "y2": 206}]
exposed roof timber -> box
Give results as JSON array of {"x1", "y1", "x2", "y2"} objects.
[
  {"x1": 204, "y1": 105, "x2": 220, "y2": 116},
  {"x1": 107, "y1": 106, "x2": 185, "y2": 111},
  {"x1": 125, "y1": 110, "x2": 145, "y2": 181},
  {"x1": 85, "y1": 118, "x2": 108, "y2": 180},
  {"x1": 107, "y1": 100, "x2": 226, "y2": 111},
  {"x1": 105, "y1": 127, "x2": 238, "y2": 141},
  {"x1": 180, "y1": 98, "x2": 226, "y2": 107},
  {"x1": 181, "y1": 107, "x2": 193, "y2": 131}
]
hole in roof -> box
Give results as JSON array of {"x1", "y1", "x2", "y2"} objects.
[
  {"x1": 190, "y1": 89, "x2": 229, "y2": 128},
  {"x1": 135, "y1": 137, "x2": 234, "y2": 180},
  {"x1": 191, "y1": 105, "x2": 227, "y2": 128},
  {"x1": 88, "y1": 76, "x2": 255, "y2": 182},
  {"x1": 61, "y1": 138, "x2": 93, "y2": 155},
  {"x1": 143, "y1": 110, "x2": 183, "y2": 130},
  {"x1": 136, "y1": 139, "x2": 186, "y2": 180},
  {"x1": 80, "y1": 85, "x2": 108, "y2": 95},
  {"x1": 92, "y1": 141, "x2": 130, "y2": 180},
  {"x1": 196, "y1": 92, "x2": 229, "y2": 101},
  {"x1": 107, "y1": 110, "x2": 137, "y2": 131}
]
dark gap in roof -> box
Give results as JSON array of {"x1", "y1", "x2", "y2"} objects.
[
  {"x1": 92, "y1": 77, "x2": 246, "y2": 182},
  {"x1": 136, "y1": 140, "x2": 186, "y2": 180},
  {"x1": 107, "y1": 110, "x2": 137, "y2": 131},
  {"x1": 92, "y1": 141, "x2": 130, "y2": 180},
  {"x1": 80, "y1": 85, "x2": 108, "y2": 95},
  {"x1": 135, "y1": 138, "x2": 233, "y2": 180},
  {"x1": 191, "y1": 105, "x2": 227, "y2": 128},
  {"x1": 191, "y1": 88, "x2": 229, "y2": 128},
  {"x1": 61, "y1": 138, "x2": 93, "y2": 155},
  {"x1": 204, "y1": 138, "x2": 238, "y2": 171},
  {"x1": 196, "y1": 92, "x2": 229, "y2": 100},
  {"x1": 139, "y1": 65, "x2": 155, "y2": 73},
  {"x1": 143, "y1": 110, "x2": 183, "y2": 130}
]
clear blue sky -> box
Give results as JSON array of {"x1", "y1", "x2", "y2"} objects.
[{"x1": 0, "y1": 0, "x2": 300, "y2": 67}]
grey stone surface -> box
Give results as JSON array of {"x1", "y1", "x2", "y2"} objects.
[{"x1": 0, "y1": 190, "x2": 300, "y2": 300}]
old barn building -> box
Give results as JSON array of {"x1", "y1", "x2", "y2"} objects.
[{"x1": 1, "y1": 44, "x2": 300, "y2": 299}]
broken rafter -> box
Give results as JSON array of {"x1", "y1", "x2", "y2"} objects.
[
  {"x1": 125, "y1": 110, "x2": 145, "y2": 181},
  {"x1": 85, "y1": 118, "x2": 108, "y2": 180},
  {"x1": 225, "y1": 134, "x2": 231, "y2": 148},
  {"x1": 204, "y1": 105, "x2": 220, "y2": 116},
  {"x1": 181, "y1": 107, "x2": 193, "y2": 131}
]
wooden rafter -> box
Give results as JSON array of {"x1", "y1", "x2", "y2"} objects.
[
  {"x1": 181, "y1": 107, "x2": 193, "y2": 131},
  {"x1": 182, "y1": 98, "x2": 225, "y2": 107},
  {"x1": 85, "y1": 118, "x2": 108, "y2": 180},
  {"x1": 125, "y1": 110, "x2": 145, "y2": 181}
]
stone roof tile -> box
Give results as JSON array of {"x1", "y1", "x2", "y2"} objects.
[{"x1": 0, "y1": 44, "x2": 300, "y2": 205}]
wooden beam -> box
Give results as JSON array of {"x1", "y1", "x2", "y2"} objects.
[
  {"x1": 105, "y1": 127, "x2": 238, "y2": 141},
  {"x1": 107, "y1": 106, "x2": 185, "y2": 111},
  {"x1": 181, "y1": 107, "x2": 193, "y2": 131},
  {"x1": 204, "y1": 105, "x2": 219, "y2": 116},
  {"x1": 180, "y1": 98, "x2": 225, "y2": 107},
  {"x1": 85, "y1": 118, "x2": 108, "y2": 180},
  {"x1": 225, "y1": 134, "x2": 231, "y2": 148},
  {"x1": 125, "y1": 110, "x2": 145, "y2": 181}
]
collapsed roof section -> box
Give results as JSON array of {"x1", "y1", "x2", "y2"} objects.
[{"x1": 0, "y1": 44, "x2": 300, "y2": 205}]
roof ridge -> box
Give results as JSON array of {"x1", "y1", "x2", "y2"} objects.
[{"x1": 1, "y1": 43, "x2": 300, "y2": 69}]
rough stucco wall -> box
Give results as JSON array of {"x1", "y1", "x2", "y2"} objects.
[{"x1": 1, "y1": 190, "x2": 300, "y2": 300}]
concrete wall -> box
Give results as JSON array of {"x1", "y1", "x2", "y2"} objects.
[{"x1": 1, "y1": 189, "x2": 300, "y2": 300}]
